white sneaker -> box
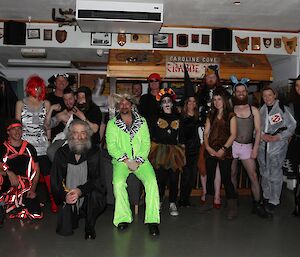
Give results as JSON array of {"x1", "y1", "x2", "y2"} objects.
[{"x1": 169, "y1": 202, "x2": 179, "y2": 216}]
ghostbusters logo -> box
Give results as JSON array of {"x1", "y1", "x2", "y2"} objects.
[{"x1": 269, "y1": 113, "x2": 283, "y2": 125}]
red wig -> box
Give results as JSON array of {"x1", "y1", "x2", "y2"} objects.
[{"x1": 25, "y1": 75, "x2": 46, "y2": 100}]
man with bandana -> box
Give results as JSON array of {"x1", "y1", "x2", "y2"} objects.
[
  {"x1": 230, "y1": 76, "x2": 269, "y2": 218},
  {"x1": 106, "y1": 93, "x2": 160, "y2": 237},
  {"x1": 51, "y1": 119, "x2": 106, "y2": 239},
  {"x1": 0, "y1": 119, "x2": 41, "y2": 226}
]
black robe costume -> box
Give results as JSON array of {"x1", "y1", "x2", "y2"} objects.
[
  {"x1": 0, "y1": 77, "x2": 18, "y2": 143},
  {"x1": 51, "y1": 144, "x2": 106, "y2": 235}
]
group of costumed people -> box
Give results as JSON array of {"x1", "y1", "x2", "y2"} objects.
[{"x1": 0, "y1": 69, "x2": 299, "y2": 238}]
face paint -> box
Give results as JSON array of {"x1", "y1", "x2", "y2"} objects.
[{"x1": 161, "y1": 97, "x2": 173, "y2": 113}]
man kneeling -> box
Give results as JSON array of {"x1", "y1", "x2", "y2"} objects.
[{"x1": 51, "y1": 119, "x2": 106, "y2": 239}]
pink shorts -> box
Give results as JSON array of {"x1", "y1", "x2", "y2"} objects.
[{"x1": 232, "y1": 141, "x2": 253, "y2": 160}]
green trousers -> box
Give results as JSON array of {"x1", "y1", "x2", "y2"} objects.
[{"x1": 112, "y1": 161, "x2": 160, "y2": 226}]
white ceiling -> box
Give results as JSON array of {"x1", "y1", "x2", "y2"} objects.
[
  {"x1": 0, "y1": 0, "x2": 299, "y2": 69},
  {"x1": 1, "y1": 0, "x2": 300, "y2": 31}
]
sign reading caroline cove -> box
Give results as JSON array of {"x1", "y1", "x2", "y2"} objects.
[{"x1": 166, "y1": 55, "x2": 220, "y2": 78}]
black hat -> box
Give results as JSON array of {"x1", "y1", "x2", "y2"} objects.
[
  {"x1": 48, "y1": 73, "x2": 76, "y2": 86},
  {"x1": 289, "y1": 74, "x2": 300, "y2": 81},
  {"x1": 183, "y1": 63, "x2": 195, "y2": 98}
]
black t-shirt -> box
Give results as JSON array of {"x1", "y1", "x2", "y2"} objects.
[
  {"x1": 74, "y1": 103, "x2": 102, "y2": 145},
  {"x1": 0, "y1": 141, "x2": 38, "y2": 176},
  {"x1": 47, "y1": 92, "x2": 66, "y2": 140},
  {"x1": 138, "y1": 93, "x2": 161, "y2": 124},
  {"x1": 151, "y1": 112, "x2": 180, "y2": 145},
  {"x1": 180, "y1": 115, "x2": 201, "y2": 156},
  {"x1": 293, "y1": 103, "x2": 300, "y2": 135}
]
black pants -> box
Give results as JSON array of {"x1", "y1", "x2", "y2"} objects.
[
  {"x1": 156, "y1": 168, "x2": 180, "y2": 203},
  {"x1": 56, "y1": 189, "x2": 106, "y2": 236},
  {"x1": 206, "y1": 156, "x2": 237, "y2": 199},
  {"x1": 37, "y1": 155, "x2": 51, "y2": 176},
  {"x1": 180, "y1": 154, "x2": 199, "y2": 202}
]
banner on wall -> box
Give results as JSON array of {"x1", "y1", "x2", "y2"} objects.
[{"x1": 166, "y1": 55, "x2": 220, "y2": 78}]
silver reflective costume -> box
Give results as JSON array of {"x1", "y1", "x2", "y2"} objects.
[
  {"x1": 258, "y1": 100, "x2": 296, "y2": 205},
  {"x1": 21, "y1": 100, "x2": 49, "y2": 156}
]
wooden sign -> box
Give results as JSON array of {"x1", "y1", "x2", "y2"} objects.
[{"x1": 166, "y1": 55, "x2": 220, "y2": 78}]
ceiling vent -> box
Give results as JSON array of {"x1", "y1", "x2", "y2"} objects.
[
  {"x1": 21, "y1": 48, "x2": 47, "y2": 58},
  {"x1": 76, "y1": 0, "x2": 163, "y2": 34}
]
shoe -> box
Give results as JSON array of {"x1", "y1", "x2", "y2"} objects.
[
  {"x1": 199, "y1": 195, "x2": 213, "y2": 213},
  {"x1": 169, "y1": 203, "x2": 179, "y2": 216},
  {"x1": 85, "y1": 230, "x2": 96, "y2": 240},
  {"x1": 148, "y1": 223, "x2": 160, "y2": 237},
  {"x1": 213, "y1": 202, "x2": 221, "y2": 209},
  {"x1": 159, "y1": 202, "x2": 163, "y2": 212},
  {"x1": 117, "y1": 222, "x2": 129, "y2": 231},
  {"x1": 0, "y1": 206, "x2": 5, "y2": 228},
  {"x1": 252, "y1": 201, "x2": 270, "y2": 218},
  {"x1": 227, "y1": 199, "x2": 238, "y2": 220},
  {"x1": 265, "y1": 203, "x2": 276, "y2": 214},
  {"x1": 178, "y1": 200, "x2": 191, "y2": 208}
]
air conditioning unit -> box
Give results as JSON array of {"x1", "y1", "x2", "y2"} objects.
[{"x1": 76, "y1": 0, "x2": 163, "y2": 34}]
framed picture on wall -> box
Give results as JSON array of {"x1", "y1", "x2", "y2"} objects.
[
  {"x1": 153, "y1": 33, "x2": 173, "y2": 48},
  {"x1": 91, "y1": 33, "x2": 112, "y2": 46},
  {"x1": 43, "y1": 29, "x2": 52, "y2": 41},
  {"x1": 27, "y1": 29, "x2": 40, "y2": 39}
]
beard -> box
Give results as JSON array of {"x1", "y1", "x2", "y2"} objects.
[
  {"x1": 77, "y1": 102, "x2": 88, "y2": 112},
  {"x1": 68, "y1": 137, "x2": 92, "y2": 154},
  {"x1": 232, "y1": 96, "x2": 248, "y2": 106}
]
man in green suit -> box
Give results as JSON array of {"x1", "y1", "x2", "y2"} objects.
[{"x1": 106, "y1": 93, "x2": 160, "y2": 237}]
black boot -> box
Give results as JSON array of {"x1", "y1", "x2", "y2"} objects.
[
  {"x1": 0, "y1": 205, "x2": 5, "y2": 228},
  {"x1": 252, "y1": 201, "x2": 270, "y2": 218},
  {"x1": 293, "y1": 178, "x2": 300, "y2": 216}
]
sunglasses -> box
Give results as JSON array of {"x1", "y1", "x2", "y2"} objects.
[{"x1": 149, "y1": 79, "x2": 159, "y2": 83}]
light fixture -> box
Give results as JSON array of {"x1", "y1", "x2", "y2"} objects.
[
  {"x1": 21, "y1": 48, "x2": 47, "y2": 58},
  {"x1": 7, "y1": 59, "x2": 72, "y2": 67},
  {"x1": 233, "y1": 1, "x2": 241, "y2": 5}
]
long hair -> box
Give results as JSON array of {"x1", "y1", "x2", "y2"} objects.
[
  {"x1": 290, "y1": 80, "x2": 300, "y2": 104},
  {"x1": 181, "y1": 97, "x2": 199, "y2": 120},
  {"x1": 208, "y1": 87, "x2": 232, "y2": 124},
  {"x1": 25, "y1": 75, "x2": 46, "y2": 100}
]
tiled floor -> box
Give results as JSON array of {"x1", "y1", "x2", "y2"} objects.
[{"x1": 1, "y1": 186, "x2": 299, "y2": 257}]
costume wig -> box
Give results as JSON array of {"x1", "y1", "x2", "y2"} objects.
[{"x1": 25, "y1": 75, "x2": 46, "y2": 100}]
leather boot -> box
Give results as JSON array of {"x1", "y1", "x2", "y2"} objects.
[
  {"x1": 293, "y1": 179, "x2": 300, "y2": 216},
  {"x1": 44, "y1": 175, "x2": 58, "y2": 213},
  {"x1": 252, "y1": 201, "x2": 270, "y2": 218},
  {"x1": 0, "y1": 205, "x2": 5, "y2": 227},
  {"x1": 199, "y1": 195, "x2": 213, "y2": 213},
  {"x1": 227, "y1": 199, "x2": 238, "y2": 220}
]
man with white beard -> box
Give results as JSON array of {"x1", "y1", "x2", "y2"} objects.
[{"x1": 51, "y1": 119, "x2": 106, "y2": 239}]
